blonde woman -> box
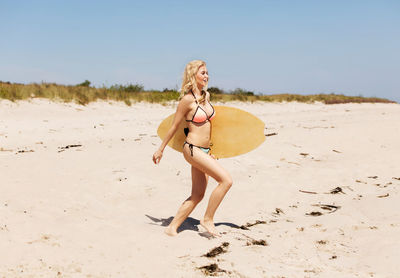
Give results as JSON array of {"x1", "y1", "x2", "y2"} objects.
[{"x1": 152, "y1": 60, "x2": 233, "y2": 236}]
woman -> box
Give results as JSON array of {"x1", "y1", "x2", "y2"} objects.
[{"x1": 152, "y1": 60, "x2": 233, "y2": 236}]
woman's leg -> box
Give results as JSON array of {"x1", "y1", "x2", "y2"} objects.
[
  {"x1": 182, "y1": 145, "x2": 233, "y2": 235},
  {"x1": 165, "y1": 165, "x2": 208, "y2": 236}
]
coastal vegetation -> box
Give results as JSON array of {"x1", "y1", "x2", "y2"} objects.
[{"x1": 0, "y1": 81, "x2": 395, "y2": 105}]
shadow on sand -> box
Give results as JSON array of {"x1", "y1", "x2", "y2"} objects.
[{"x1": 145, "y1": 214, "x2": 240, "y2": 233}]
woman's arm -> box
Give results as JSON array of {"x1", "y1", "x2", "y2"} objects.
[{"x1": 152, "y1": 96, "x2": 191, "y2": 164}]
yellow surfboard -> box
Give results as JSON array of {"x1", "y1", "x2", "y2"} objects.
[{"x1": 157, "y1": 106, "x2": 265, "y2": 158}]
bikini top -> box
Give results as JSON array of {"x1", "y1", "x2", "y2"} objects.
[{"x1": 186, "y1": 91, "x2": 215, "y2": 124}]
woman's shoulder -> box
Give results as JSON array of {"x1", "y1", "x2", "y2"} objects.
[{"x1": 179, "y1": 93, "x2": 195, "y2": 106}]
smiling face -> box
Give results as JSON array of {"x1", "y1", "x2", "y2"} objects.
[{"x1": 195, "y1": 65, "x2": 208, "y2": 90}]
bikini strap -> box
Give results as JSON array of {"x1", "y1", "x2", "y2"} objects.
[
  {"x1": 183, "y1": 141, "x2": 211, "y2": 157},
  {"x1": 190, "y1": 91, "x2": 198, "y2": 105},
  {"x1": 183, "y1": 141, "x2": 194, "y2": 156}
]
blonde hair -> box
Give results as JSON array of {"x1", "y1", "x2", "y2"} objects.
[{"x1": 179, "y1": 60, "x2": 208, "y2": 103}]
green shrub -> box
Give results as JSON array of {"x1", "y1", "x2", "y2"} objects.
[
  {"x1": 231, "y1": 88, "x2": 254, "y2": 96},
  {"x1": 109, "y1": 83, "x2": 144, "y2": 93},
  {"x1": 77, "y1": 80, "x2": 91, "y2": 87},
  {"x1": 208, "y1": 87, "x2": 225, "y2": 94}
]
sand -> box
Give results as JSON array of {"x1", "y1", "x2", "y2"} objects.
[{"x1": 1, "y1": 99, "x2": 399, "y2": 278}]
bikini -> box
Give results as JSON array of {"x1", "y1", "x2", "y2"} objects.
[{"x1": 183, "y1": 91, "x2": 215, "y2": 156}]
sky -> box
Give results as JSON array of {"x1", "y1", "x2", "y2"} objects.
[{"x1": 1, "y1": 0, "x2": 399, "y2": 102}]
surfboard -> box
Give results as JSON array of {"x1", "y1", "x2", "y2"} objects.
[{"x1": 157, "y1": 106, "x2": 265, "y2": 158}]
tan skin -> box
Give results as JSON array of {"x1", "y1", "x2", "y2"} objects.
[{"x1": 152, "y1": 65, "x2": 233, "y2": 236}]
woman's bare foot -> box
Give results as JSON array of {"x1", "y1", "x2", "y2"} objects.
[
  {"x1": 200, "y1": 219, "x2": 220, "y2": 237},
  {"x1": 164, "y1": 226, "x2": 178, "y2": 236}
]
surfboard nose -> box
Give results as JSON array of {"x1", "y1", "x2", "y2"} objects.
[{"x1": 210, "y1": 106, "x2": 265, "y2": 158}]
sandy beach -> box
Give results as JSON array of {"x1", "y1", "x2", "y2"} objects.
[{"x1": 1, "y1": 99, "x2": 399, "y2": 277}]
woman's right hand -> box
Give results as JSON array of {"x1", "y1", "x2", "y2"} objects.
[
  {"x1": 152, "y1": 94, "x2": 191, "y2": 165},
  {"x1": 152, "y1": 150, "x2": 163, "y2": 164}
]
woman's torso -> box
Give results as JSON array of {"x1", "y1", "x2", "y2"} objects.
[{"x1": 185, "y1": 92, "x2": 215, "y2": 147}]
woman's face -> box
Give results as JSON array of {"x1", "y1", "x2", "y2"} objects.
[{"x1": 195, "y1": 65, "x2": 208, "y2": 89}]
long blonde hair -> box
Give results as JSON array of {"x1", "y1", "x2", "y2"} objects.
[{"x1": 179, "y1": 60, "x2": 208, "y2": 103}]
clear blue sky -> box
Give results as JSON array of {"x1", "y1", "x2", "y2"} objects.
[{"x1": 1, "y1": 0, "x2": 399, "y2": 102}]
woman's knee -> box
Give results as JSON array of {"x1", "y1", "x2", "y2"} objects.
[
  {"x1": 191, "y1": 193, "x2": 204, "y2": 204},
  {"x1": 222, "y1": 175, "x2": 233, "y2": 190}
]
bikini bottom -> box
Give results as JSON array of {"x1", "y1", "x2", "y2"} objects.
[{"x1": 183, "y1": 141, "x2": 210, "y2": 156}]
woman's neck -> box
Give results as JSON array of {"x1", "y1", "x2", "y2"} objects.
[
  {"x1": 196, "y1": 84, "x2": 204, "y2": 92},
  {"x1": 192, "y1": 87, "x2": 204, "y2": 97}
]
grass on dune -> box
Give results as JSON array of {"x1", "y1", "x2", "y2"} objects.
[
  {"x1": 212, "y1": 93, "x2": 395, "y2": 104},
  {"x1": 0, "y1": 81, "x2": 395, "y2": 105}
]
